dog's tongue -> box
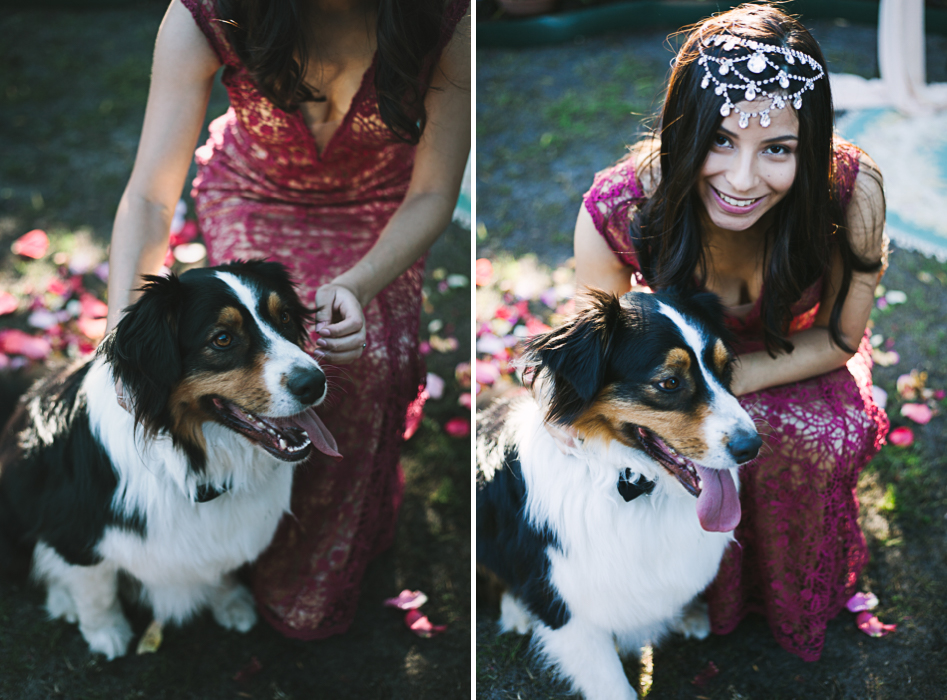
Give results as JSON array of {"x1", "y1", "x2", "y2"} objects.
[
  {"x1": 694, "y1": 465, "x2": 740, "y2": 532},
  {"x1": 275, "y1": 408, "x2": 342, "y2": 461}
]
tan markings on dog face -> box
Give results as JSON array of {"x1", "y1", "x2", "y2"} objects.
[
  {"x1": 574, "y1": 387, "x2": 711, "y2": 460},
  {"x1": 267, "y1": 292, "x2": 283, "y2": 323},
  {"x1": 169, "y1": 354, "x2": 272, "y2": 443},
  {"x1": 712, "y1": 338, "x2": 730, "y2": 375},
  {"x1": 663, "y1": 347, "x2": 691, "y2": 375},
  {"x1": 217, "y1": 306, "x2": 243, "y2": 331}
]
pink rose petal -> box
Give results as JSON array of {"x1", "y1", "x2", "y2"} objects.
[
  {"x1": 403, "y1": 390, "x2": 428, "y2": 440},
  {"x1": 846, "y1": 592, "x2": 879, "y2": 613},
  {"x1": 856, "y1": 611, "x2": 896, "y2": 637},
  {"x1": 475, "y1": 258, "x2": 493, "y2": 287},
  {"x1": 79, "y1": 293, "x2": 108, "y2": 320},
  {"x1": 426, "y1": 372, "x2": 445, "y2": 400},
  {"x1": 900, "y1": 403, "x2": 933, "y2": 425},
  {"x1": 458, "y1": 392, "x2": 472, "y2": 409},
  {"x1": 888, "y1": 426, "x2": 914, "y2": 447},
  {"x1": 383, "y1": 590, "x2": 429, "y2": 610},
  {"x1": 444, "y1": 417, "x2": 470, "y2": 438},
  {"x1": 404, "y1": 609, "x2": 447, "y2": 638},
  {"x1": 0, "y1": 329, "x2": 51, "y2": 360},
  {"x1": 11, "y1": 229, "x2": 49, "y2": 259},
  {"x1": 454, "y1": 361, "x2": 471, "y2": 389},
  {"x1": 77, "y1": 316, "x2": 107, "y2": 340},
  {"x1": 475, "y1": 359, "x2": 500, "y2": 386},
  {"x1": 0, "y1": 291, "x2": 17, "y2": 316}
]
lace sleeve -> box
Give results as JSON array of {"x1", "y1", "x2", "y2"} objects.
[
  {"x1": 582, "y1": 158, "x2": 646, "y2": 272},
  {"x1": 180, "y1": 0, "x2": 241, "y2": 67}
]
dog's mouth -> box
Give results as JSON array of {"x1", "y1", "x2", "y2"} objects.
[
  {"x1": 209, "y1": 398, "x2": 340, "y2": 462},
  {"x1": 629, "y1": 425, "x2": 741, "y2": 533},
  {"x1": 631, "y1": 426, "x2": 701, "y2": 496}
]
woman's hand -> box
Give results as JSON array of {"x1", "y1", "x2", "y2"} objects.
[{"x1": 313, "y1": 283, "x2": 367, "y2": 364}]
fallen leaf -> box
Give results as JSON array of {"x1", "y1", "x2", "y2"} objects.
[
  {"x1": 383, "y1": 590, "x2": 429, "y2": 610},
  {"x1": 856, "y1": 611, "x2": 896, "y2": 637},
  {"x1": 888, "y1": 426, "x2": 914, "y2": 447},
  {"x1": 900, "y1": 403, "x2": 933, "y2": 425},
  {"x1": 11, "y1": 229, "x2": 49, "y2": 259},
  {"x1": 135, "y1": 620, "x2": 163, "y2": 655},
  {"x1": 846, "y1": 592, "x2": 879, "y2": 612},
  {"x1": 404, "y1": 609, "x2": 447, "y2": 638}
]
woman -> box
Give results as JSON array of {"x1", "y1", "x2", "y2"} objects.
[
  {"x1": 105, "y1": 0, "x2": 469, "y2": 639},
  {"x1": 574, "y1": 5, "x2": 887, "y2": 660}
]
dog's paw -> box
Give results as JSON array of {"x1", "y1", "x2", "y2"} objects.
[
  {"x1": 81, "y1": 617, "x2": 133, "y2": 660},
  {"x1": 211, "y1": 583, "x2": 257, "y2": 633},
  {"x1": 499, "y1": 592, "x2": 534, "y2": 635},
  {"x1": 673, "y1": 598, "x2": 711, "y2": 640},
  {"x1": 45, "y1": 585, "x2": 78, "y2": 624}
]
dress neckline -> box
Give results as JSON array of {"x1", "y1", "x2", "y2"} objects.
[{"x1": 298, "y1": 51, "x2": 378, "y2": 160}]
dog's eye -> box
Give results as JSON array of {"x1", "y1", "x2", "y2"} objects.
[
  {"x1": 211, "y1": 332, "x2": 232, "y2": 349},
  {"x1": 279, "y1": 310, "x2": 291, "y2": 324},
  {"x1": 657, "y1": 377, "x2": 680, "y2": 392}
]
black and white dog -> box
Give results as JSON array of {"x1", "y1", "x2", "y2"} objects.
[
  {"x1": 0, "y1": 260, "x2": 339, "y2": 659},
  {"x1": 477, "y1": 289, "x2": 761, "y2": 700}
]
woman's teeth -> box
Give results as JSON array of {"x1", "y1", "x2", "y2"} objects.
[{"x1": 718, "y1": 190, "x2": 759, "y2": 207}]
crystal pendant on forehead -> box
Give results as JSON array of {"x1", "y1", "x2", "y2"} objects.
[
  {"x1": 747, "y1": 52, "x2": 767, "y2": 74},
  {"x1": 779, "y1": 73, "x2": 790, "y2": 89},
  {"x1": 745, "y1": 85, "x2": 757, "y2": 101},
  {"x1": 794, "y1": 95, "x2": 803, "y2": 110},
  {"x1": 719, "y1": 60, "x2": 730, "y2": 76},
  {"x1": 738, "y1": 111, "x2": 750, "y2": 129},
  {"x1": 720, "y1": 102, "x2": 731, "y2": 117},
  {"x1": 760, "y1": 111, "x2": 771, "y2": 127}
]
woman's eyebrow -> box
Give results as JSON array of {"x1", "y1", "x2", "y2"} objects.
[{"x1": 718, "y1": 126, "x2": 799, "y2": 143}]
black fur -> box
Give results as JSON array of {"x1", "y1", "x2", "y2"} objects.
[
  {"x1": 476, "y1": 397, "x2": 570, "y2": 630},
  {"x1": 0, "y1": 363, "x2": 146, "y2": 575}
]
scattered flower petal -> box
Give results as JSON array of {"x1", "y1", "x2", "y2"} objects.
[
  {"x1": 46, "y1": 278, "x2": 69, "y2": 297},
  {"x1": 901, "y1": 403, "x2": 933, "y2": 425},
  {"x1": 135, "y1": 620, "x2": 163, "y2": 655},
  {"x1": 846, "y1": 592, "x2": 879, "y2": 612},
  {"x1": 871, "y1": 349, "x2": 899, "y2": 367},
  {"x1": 173, "y1": 241, "x2": 206, "y2": 264},
  {"x1": 0, "y1": 292, "x2": 17, "y2": 316},
  {"x1": 476, "y1": 333, "x2": 506, "y2": 355},
  {"x1": 475, "y1": 258, "x2": 493, "y2": 286},
  {"x1": 885, "y1": 290, "x2": 907, "y2": 305},
  {"x1": 426, "y1": 372, "x2": 445, "y2": 400},
  {"x1": 28, "y1": 309, "x2": 59, "y2": 329},
  {"x1": 444, "y1": 417, "x2": 470, "y2": 438},
  {"x1": 446, "y1": 274, "x2": 468, "y2": 288},
  {"x1": 404, "y1": 609, "x2": 447, "y2": 638},
  {"x1": 475, "y1": 360, "x2": 500, "y2": 386},
  {"x1": 428, "y1": 335, "x2": 459, "y2": 353},
  {"x1": 403, "y1": 390, "x2": 428, "y2": 440},
  {"x1": 79, "y1": 293, "x2": 108, "y2": 320},
  {"x1": 871, "y1": 385, "x2": 887, "y2": 410},
  {"x1": 691, "y1": 661, "x2": 720, "y2": 688},
  {"x1": 870, "y1": 334, "x2": 883, "y2": 348},
  {"x1": 77, "y1": 316, "x2": 107, "y2": 341},
  {"x1": 0, "y1": 329, "x2": 51, "y2": 360},
  {"x1": 454, "y1": 361, "x2": 471, "y2": 389},
  {"x1": 233, "y1": 656, "x2": 263, "y2": 683},
  {"x1": 888, "y1": 426, "x2": 914, "y2": 447},
  {"x1": 876, "y1": 298, "x2": 888, "y2": 310},
  {"x1": 94, "y1": 262, "x2": 109, "y2": 282},
  {"x1": 11, "y1": 229, "x2": 49, "y2": 259},
  {"x1": 856, "y1": 611, "x2": 896, "y2": 637},
  {"x1": 383, "y1": 590, "x2": 429, "y2": 610},
  {"x1": 68, "y1": 251, "x2": 99, "y2": 275},
  {"x1": 458, "y1": 392, "x2": 472, "y2": 409}
]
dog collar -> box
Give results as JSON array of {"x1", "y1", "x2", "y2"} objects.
[
  {"x1": 195, "y1": 483, "x2": 229, "y2": 503},
  {"x1": 618, "y1": 469, "x2": 656, "y2": 502}
]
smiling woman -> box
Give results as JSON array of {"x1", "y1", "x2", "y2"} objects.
[{"x1": 572, "y1": 3, "x2": 889, "y2": 662}]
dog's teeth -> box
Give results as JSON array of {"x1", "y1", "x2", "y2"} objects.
[{"x1": 279, "y1": 438, "x2": 287, "y2": 450}]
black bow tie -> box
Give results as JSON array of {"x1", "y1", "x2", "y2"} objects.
[{"x1": 618, "y1": 469, "x2": 656, "y2": 502}]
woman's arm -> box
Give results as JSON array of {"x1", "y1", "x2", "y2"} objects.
[
  {"x1": 314, "y1": 12, "x2": 471, "y2": 363},
  {"x1": 730, "y1": 153, "x2": 887, "y2": 396},
  {"x1": 106, "y1": 0, "x2": 220, "y2": 333}
]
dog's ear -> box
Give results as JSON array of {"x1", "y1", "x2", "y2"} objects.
[
  {"x1": 526, "y1": 288, "x2": 623, "y2": 425},
  {"x1": 99, "y1": 274, "x2": 184, "y2": 434}
]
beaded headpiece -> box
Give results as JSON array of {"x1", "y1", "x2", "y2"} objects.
[{"x1": 697, "y1": 33, "x2": 825, "y2": 128}]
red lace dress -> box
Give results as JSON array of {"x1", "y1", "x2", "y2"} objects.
[
  {"x1": 583, "y1": 141, "x2": 889, "y2": 661},
  {"x1": 181, "y1": 0, "x2": 469, "y2": 640}
]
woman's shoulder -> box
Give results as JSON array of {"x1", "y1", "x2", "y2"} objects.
[
  {"x1": 179, "y1": 0, "x2": 240, "y2": 66},
  {"x1": 584, "y1": 137, "x2": 658, "y2": 221}
]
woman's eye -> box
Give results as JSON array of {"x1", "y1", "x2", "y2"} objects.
[
  {"x1": 658, "y1": 377, "x2": 680, "y2": 391},
  {"x1": 211, "y1": 332, "x2": 232, "y2": 348},
  {"x1": 765, "y1": 144, "x2": 791, "y2": 155},
  {"x1": 713, "y1": 134, "x2": 730, "y2": 148}
]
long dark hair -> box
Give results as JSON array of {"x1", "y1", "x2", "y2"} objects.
[
  {"x1": 216, "y1": 0, "x2": 445, "y2": 144},
  {"x1": 631, "y1": 3, "x2": 883, "y2": 355}
]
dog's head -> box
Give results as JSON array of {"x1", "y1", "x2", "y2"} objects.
[
  {"x1": 99, "y1": 260, "x2": 338, "y2": 472},
  {"x1": 526, "y1": 288, "x2": 760, "y2": 530}
]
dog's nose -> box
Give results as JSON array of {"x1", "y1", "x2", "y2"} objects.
[
  {"x1": 286, "y1": 367, "x2": 326, "y2": 405},
  {"x1": 727, "y1": 430, "x2": 762, "y2": 464}
]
